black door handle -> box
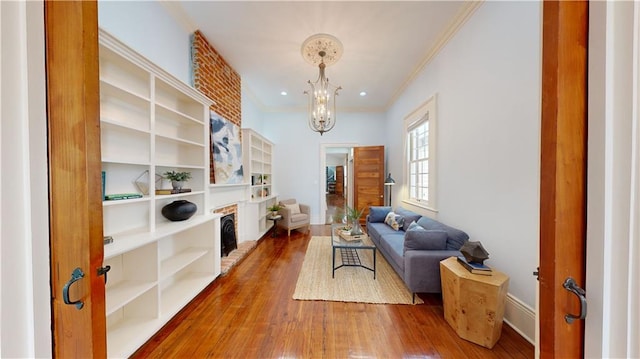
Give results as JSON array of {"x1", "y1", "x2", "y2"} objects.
[
  {"x1": 97, "y1": 265, "x2": 111, "y2": 284},
  {"x1": 563, "y1": 277, "x2": 587, "y2": 324},
  {"x1": 62, "y1": 267, "x2": 85, "y2": 310}
]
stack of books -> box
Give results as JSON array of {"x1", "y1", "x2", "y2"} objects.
[{"x1": 457, "y1": 256, "x2": 492, "y2": 276}]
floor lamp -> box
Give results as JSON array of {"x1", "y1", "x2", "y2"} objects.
[{"x1": 384, "y1": 173, "x2": 395, "y2": 206}]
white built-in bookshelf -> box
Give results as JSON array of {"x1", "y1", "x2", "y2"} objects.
[
  {"x1": 242, "y1": 128, "x2": 278, "y2": 238},
  {"x1": 99, "y1": 29, "x2": 221, "y2": 358}
]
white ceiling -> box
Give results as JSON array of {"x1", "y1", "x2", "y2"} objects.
[{"x1": 172, "y1": 1, "x2": 470, "y2": 113}]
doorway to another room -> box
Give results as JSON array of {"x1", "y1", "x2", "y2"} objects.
[{"x1": 322, "y1": 146, "x2": 354, "y2": 225}]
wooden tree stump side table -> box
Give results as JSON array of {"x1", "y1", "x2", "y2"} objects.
[{"x1": 439, "y1": 256, "x2": 510, "y2": 349}]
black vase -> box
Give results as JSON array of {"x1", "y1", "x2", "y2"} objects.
[{"x1": 161, "y1": 200, "x2": 197, "y2": 221}]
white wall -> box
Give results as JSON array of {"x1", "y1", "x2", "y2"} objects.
[
  {"x1": 386, "y1": 1, "x2": 540, "y2": 321},
  {"x1": 241, "y1": 85, "x2": 265, "y2": 133},
  {"x1": 1, "y1": 1, "x2": 51, "y2": 357},
  {"x1": 98, "y1": 0, "x2": 192, "y2": 84},
  {"x1": 263, "y1": 111, "x2": 386, "y2": 224}
]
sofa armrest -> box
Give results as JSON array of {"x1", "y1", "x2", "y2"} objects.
[
  {"x1": 403, "y1": 250, "x2": 461, "y2": 293},
  {"x1": 278, "y1": 207, "x2": 293, "y2": 225},
  {"x1": 299, "y1": 203, "x2": 310, "y2": 215}
]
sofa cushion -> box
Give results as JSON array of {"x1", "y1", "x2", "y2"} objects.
[
  {"x1": 384, "y1": 235, "x2": 406, "y2": 272},
  {"x1": 290, "y1": 213, "x2": 308, "y2": 223},
  {"x1": 384, "y1": 211, "x2": 404, "y2": 231},
  {"x1": 416, "y1": 216, "x2": 469, "y2": 250},
  {"x1": 394, "y1": 206, "x2": 422, "y2": 231},
  {"x1": 369, "y1": 206, "x2": 391, "y2": 223},
  {"x1": 404, "y1": 223, "x2": 448, "y2": 252},
  {"x1": 368, "y1": 221, "x2": 402, "y2": 239}
]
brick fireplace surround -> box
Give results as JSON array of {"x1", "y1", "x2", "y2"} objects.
[{"x1": 192, "y1": 31, "x2": 257, "y2": 274}]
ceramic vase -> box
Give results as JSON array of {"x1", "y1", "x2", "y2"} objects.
[
  {"x1": 161, "y1": 200, "x2": 197, "y2": 221},
  {"x1": 350, "y1": 219, "x2": 364, "y2": 235},
  {"x1": 172, "y1": 180, "x2": 184, "y2": 190}
]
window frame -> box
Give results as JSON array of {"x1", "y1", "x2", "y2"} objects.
[{"x1": 403, "y1": 94, "x2": 437, "y2": 211}]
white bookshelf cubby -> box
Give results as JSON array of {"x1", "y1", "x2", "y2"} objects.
[
  {"x1": 99, "y1": 29, "x2": 221, "y2": 358},
  {"x1": 242, "y1": 129, "x2": 278, "y2": 239}
]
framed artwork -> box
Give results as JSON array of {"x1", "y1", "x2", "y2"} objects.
[{"x1": 210, "y1": 111, "x2": 244, "y2": 184}]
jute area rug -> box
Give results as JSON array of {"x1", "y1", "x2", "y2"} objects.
[{"x1": 293, "y1": 236, "x2": 424, "y2": 305}]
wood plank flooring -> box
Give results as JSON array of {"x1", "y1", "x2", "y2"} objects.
[{"x1": 132, "y1": 225, "x2": 534, "y2": 358}]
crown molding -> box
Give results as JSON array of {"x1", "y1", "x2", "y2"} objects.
[{"x1": 385, "y1": 0, "x2": 485, "y2": 110}]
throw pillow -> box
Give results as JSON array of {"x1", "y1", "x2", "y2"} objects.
[
  {"x1": 394, "y1": 206, "x2": 422, "y2": 231},
  {"x1": 404, "y1": 226, "x2": 448, "y2": 252},
  {"x1": 384, "y1": 211, "x2": 404, "y2": 231},
  {"x1": 284, "y1": 203, "x2": 301, "y2": 214},
  {"x1": 368, "y1": 206, "x2": 391, "y2": 223}
]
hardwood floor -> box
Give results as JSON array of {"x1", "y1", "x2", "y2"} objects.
[{"x1": 132, "y1": 226, "x2": 534, "y2": 358}]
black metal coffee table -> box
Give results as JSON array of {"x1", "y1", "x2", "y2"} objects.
[{"x1": 330, "y1": 224, "x2": 376, "y2": 279}]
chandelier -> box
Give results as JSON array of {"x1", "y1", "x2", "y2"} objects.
[{"x1": 302, "y1": 34, "x2": 343, "y2": 136}]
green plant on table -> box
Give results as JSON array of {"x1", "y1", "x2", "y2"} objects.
[
  {"x1": 267, "y1": 203, "x2": 282, "y2": 213},
  {"x1": 346, "y1": 205, "x2": 365, "y2": 235},
  {"x1": 163, "y1": 171, "x2": 192, "y2": 182},
  {"x1": 346, "y1": 205, "x2": 365, "y2": 222}
]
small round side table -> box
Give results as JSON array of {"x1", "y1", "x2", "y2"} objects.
[{"x1": 267, "y1": 214, "x2": 282, "y2": 237}]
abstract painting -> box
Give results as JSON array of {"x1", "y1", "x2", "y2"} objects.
[{"x1": 210, "y1": 111, "x2": 243, "y2": 184}]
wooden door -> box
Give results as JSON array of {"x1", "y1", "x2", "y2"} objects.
[
  {"x1": 45, "y1": 1, "x2": 107, "y2": 357},
  {"x1": 353, "y1": 146, "x2": 384, "y2": 223},
  {"x1": 539, "y1": 1, "x2": 587, "y2": 357},
  {"x1": 335, "y1": 165, "x2": 344, "y2": 196}
]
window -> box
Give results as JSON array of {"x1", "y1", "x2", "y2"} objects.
[{"x1": 405, "y1": 95, "x2": 436, "y2": 209}]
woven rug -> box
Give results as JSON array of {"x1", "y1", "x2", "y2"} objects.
[{"x1": 293, "y1": 236, "x2": 423, "y2": 305}]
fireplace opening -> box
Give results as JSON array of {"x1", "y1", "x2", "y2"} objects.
[{"x1": 221, "y1": 213, "x2": 237, "y2": 257}]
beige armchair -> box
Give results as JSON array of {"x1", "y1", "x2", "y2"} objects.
[{"x1": 277, "y1": 199, "x2": 310, "y2": 236}]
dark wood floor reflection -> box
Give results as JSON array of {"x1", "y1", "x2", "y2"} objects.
[{"x1": 132, "y1": 225, "x2": 534, "y2": 358}]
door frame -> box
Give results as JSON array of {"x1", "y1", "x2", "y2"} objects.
[
  {"x1": 585, "y1": 1, "x2": 640, "y2": 357},
  {"x1": 319, "y1": 143, "x2": 358, "y2": 225},
  {"x1": 538, "y1": 1, "x2": 588, "y2": 357},
  {"x1": 45, "y1": 1, "x2": 107, "y2": 357}
]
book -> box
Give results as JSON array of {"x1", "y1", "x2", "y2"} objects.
[
  {"x1": 155, "y1": 188, "x2": 192, "y2": 195},
  {"x1": 457, "y1": 256, "x2": 492, "y2": 276},
  {"x1": 104, "y1": 193, "x2": 143, "y2": 200},
  {"x1": 101, "y1": 171, "x2": 106, "y2": 200}
]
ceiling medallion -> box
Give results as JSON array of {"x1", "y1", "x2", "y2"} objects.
[
  {"x1": 301, "y1": 33, "x2": 343, "y2": 67},
  {"x1": 302, "y1": 34, "x2": 343, "y2": 136}
]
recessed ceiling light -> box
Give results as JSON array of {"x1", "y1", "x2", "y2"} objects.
[
  {"x1": 359, "y1": 91, "x2": 367, "y2": 97},
  {"x1": 281, "y1": 91, "x2": 288, "y2": 96}
]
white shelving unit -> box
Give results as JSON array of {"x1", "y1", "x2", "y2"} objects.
[
  {"x1": 99, "y1": 29, "x2": 221, "y2": 358},
  {"x1": 242, "y1": 129, "x2": 278, "y2": 239}
]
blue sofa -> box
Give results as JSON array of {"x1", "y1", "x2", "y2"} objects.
[{"x1": 366, "y1": 206, "x2": 469, "y2": 297}]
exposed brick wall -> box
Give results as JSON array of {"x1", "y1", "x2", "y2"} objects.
[{"x1": 191, "y1": 30, "x2": 242, "y2": 184}]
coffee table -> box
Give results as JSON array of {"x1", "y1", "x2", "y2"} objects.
[{"x1": 330, "y1": 224, "x2": 377, "y2": 279}]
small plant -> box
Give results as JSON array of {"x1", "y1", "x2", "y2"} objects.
[
  {"x1": 345, "y1": 205, "x2": 365, "y2": 221},
  {"x1": 345, "y1": 205, "x2": 365, "y2": 235},
  {"x1": 163, "y1": 171, "x2": 192, "y2": 182},
  {"x1": 267, "y1": 203, "x2": 282, "y2": 213}
]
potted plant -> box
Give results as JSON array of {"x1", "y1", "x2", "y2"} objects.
[
  {"x1": 267, "y1": 203, "x2": 282, "y2": 217},
  {"x1": 345, "y1": 205, "x2": 365, "y2": 235},
  {"x1": 163, "y1": 170, "x2": 192, "y2": 190}
]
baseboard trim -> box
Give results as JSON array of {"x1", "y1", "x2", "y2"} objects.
[{"x1": 504, "y1": 293, "x2": 536, "y2": 345}]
